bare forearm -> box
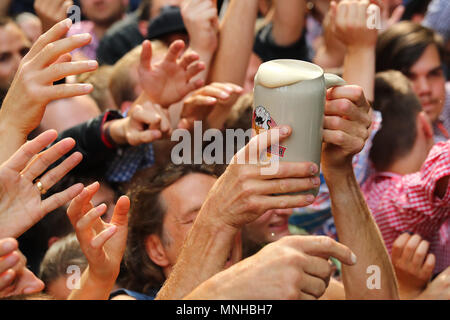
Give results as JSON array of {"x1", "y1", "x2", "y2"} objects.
[
  {"x1": 156, "y1": 215, "x2": 237, "y2": 300},
  {"x1": 208, "y1": 0, "x2": 258, "y2": 85},
  {"x1": 343, "y1": 47, "x2": 376, "y2": 101},
  {"x1": 325, "y1": 167, "x2": 399, "y2": 300},
  {"x1": 272, "y1": 0, "x2": 306, "y2": 46}
]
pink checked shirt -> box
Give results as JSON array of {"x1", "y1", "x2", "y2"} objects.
[{"x1": 361, "y1": 141, "x2": 450, "y2": 275}]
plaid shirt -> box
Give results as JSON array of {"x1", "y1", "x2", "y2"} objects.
[{"x1": 361, "y1": 141, "x2": 450, "y2": 275}]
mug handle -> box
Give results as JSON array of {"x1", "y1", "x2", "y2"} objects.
[{"x1": 324, "y1": 73, "x2": 346, "y2": 88}]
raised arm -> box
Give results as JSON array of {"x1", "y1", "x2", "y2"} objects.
[
  {"x1": 66, "y1": 183, "x2": 130, "y2": 300},
  {"x1": 271, "y1": 0, "x2": 307, "y2": 46},
  {"x1": 208, "y1": 0, "x2": 259, "y2": 85},
  {"x1": 331, "y1": 0, "x2": 378, "y2": 101},
  {"x1": 0, "y1": 19, "x2": 97, "y2": 164},
  {"x1": 322, "y1": 85, "x2": 399, "y2": 299},
  {"x1": 181, "y1": 0, "x2": 219, "y2": 81}
]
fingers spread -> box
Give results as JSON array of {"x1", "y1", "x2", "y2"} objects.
[
  {"x1": 165, "y1": 40, "x2": 185, "y2": 63},
  {"x1": 91, "y1": 226, "x2": 117, "y2": 249},
  {"x1": 5, "y1": 130, "x2": 58, "y2": 172},
  {"x1": 26, "y1": 19, "x2": 73, "y2": 61},
  {"x1": 42, "y1": 183, "x2": 84, "y2": 218},
  {"x1": 38, "y1": 151, "x2": 83, "y2": 191},
  {"x1": 20, "y1": 137, "x2": 76, "y2": 181},
  {"x1": 33, "y1": 33, "x2": 92, "y2": 69},
  {"x1": 44, "y1": 83, "x2": 93, "y2": 101},
  {"x1": 41, "y1": 60, "x2": 98, "y2": 83}
]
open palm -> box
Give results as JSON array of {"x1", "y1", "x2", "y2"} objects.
[
  {"x1": 66, "y1": 182, "x2": 130, "y2": 283},
  {"x1": 138, "y1": 40, "x2": 205, "y2": 108},
  {"x1": 0, "y1": 130, "x2": 83, "y2": 238}
]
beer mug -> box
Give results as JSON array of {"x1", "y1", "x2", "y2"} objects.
[{"x1": 253, "y1": 59, "x2": 346, "y2": 196}]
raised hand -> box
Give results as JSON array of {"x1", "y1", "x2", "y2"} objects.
[
  {"x1": 107, "y1": 100, "x2": 172, "y2": 146},
  {"x1": 181, "y1": 0, "x2": 219, "y2": 54},
  {"x1": 138, "y1": 39, "x2": 205, "y2": 108},
  {"x1": 66, "y1": 182, "x2": 130, "y2": 299},
  {"x1": 330, "y1": 0, "x2": 379, "y2": 49},
  {"x1": 321, "y1": 85, "x2": 372, "y2": 173},
  {"x1": 0, "y1": 18, "x2": 97, "y2": 163},
  {"x1": 0, "y1": 130, "x2": 83, "y2": 238},
  {"x1": 392, "y1": 233, "x2": 435, "y2": 299},
  {"x1": 178, "y1": 82, "x2": 243, "y2": 130},
  {"x1": 34, "y1": 0, "x2": 74, "y2": 33}
]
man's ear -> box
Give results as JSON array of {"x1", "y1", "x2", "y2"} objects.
[
  {"x1": 418, "y1": 111, "x2": 434, "y2": 139},
  {"x1": 145, "y1": 234, "x2": 170, "y2": 268}
]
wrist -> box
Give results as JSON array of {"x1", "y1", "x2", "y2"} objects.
[
  {"x1": 107, "y1": 119, "x2": 128, "y2": 146},
  {"x1": 322, "y1": 161, "x2": 355, "y2": 185},
  {"x1": 346, "y1": 45, "x2": 376, "y2": 56}
]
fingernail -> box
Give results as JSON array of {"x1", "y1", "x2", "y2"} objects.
[
  {"x1": 351, "y1": 253, "x2": 357, "y2": 264},
  {"x1": 310, "y1": 164, "x2": 318, "y2": 174},
  {"x1": 206, "y1": 97, "x2": 217, "y2": 103},
  {"x1": 64, "y1": 18, "x2": 72, "y2": 29},
  {"x1": 2, "y1": 240, "x2": 16, "y2": 252},
  {"x1": 306, "y1": 195, "x2": 315, "y2": 203},
  {"x1": 77, "y1": 33, "x2": 91, "y2": 41},
  {"x1": 96, "y1": 203, "x2": 107, "y2": 212},
  {"x1": 280, "y1": 126, "x2": 289, "y2": 135},
  {"x1": 219, "y1": 92, "x2": 230, "y2": 99},
  {"x1": 82, "y1": 84, "x2": 93, "y2": 92},
  {"x1": 312, "y1": 177, "x2": 320, "y2": 187},
  {"x1": 87, "y1": 60, "x2": 98, "y2": 68}
]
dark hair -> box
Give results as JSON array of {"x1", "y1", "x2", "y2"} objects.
[
  {"x1": 401, "y1": 0, "x2": 432, "y2": 21},
  {"x1": 370, "y1": 70, "x2": 423, "y2": 171},
  {"x1": 120, "y1": 164, "x2": 217, "y2": 293},
  {"x1": 376, "y1": 22, "x2": 445, "y2": 75},
  {"x1": 0, "y1": 16, "x2": 13, "y2": 27}
]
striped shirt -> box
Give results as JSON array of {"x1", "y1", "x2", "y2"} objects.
[{"x1": 361, "y1": 141, "x2": 450, "y2": 275}]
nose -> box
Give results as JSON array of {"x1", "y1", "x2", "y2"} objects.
[{"x1": 414, "y1": 76, "x2": 432, "y2": 96}]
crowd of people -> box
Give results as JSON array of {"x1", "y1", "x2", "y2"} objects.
[{"x1": 0, "y1": 0, "x2": 448, "y2": 300}]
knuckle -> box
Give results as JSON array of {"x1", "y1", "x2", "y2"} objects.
[
  {"x1": 240, "y1": 181, "x2": 255, "y2": 197},
  {"x1": 278, "y1": 179, "x2": 289, "y2": 193},
  {"x1": 317, "y1": 236, "x2": 333, "y2": 248}
]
